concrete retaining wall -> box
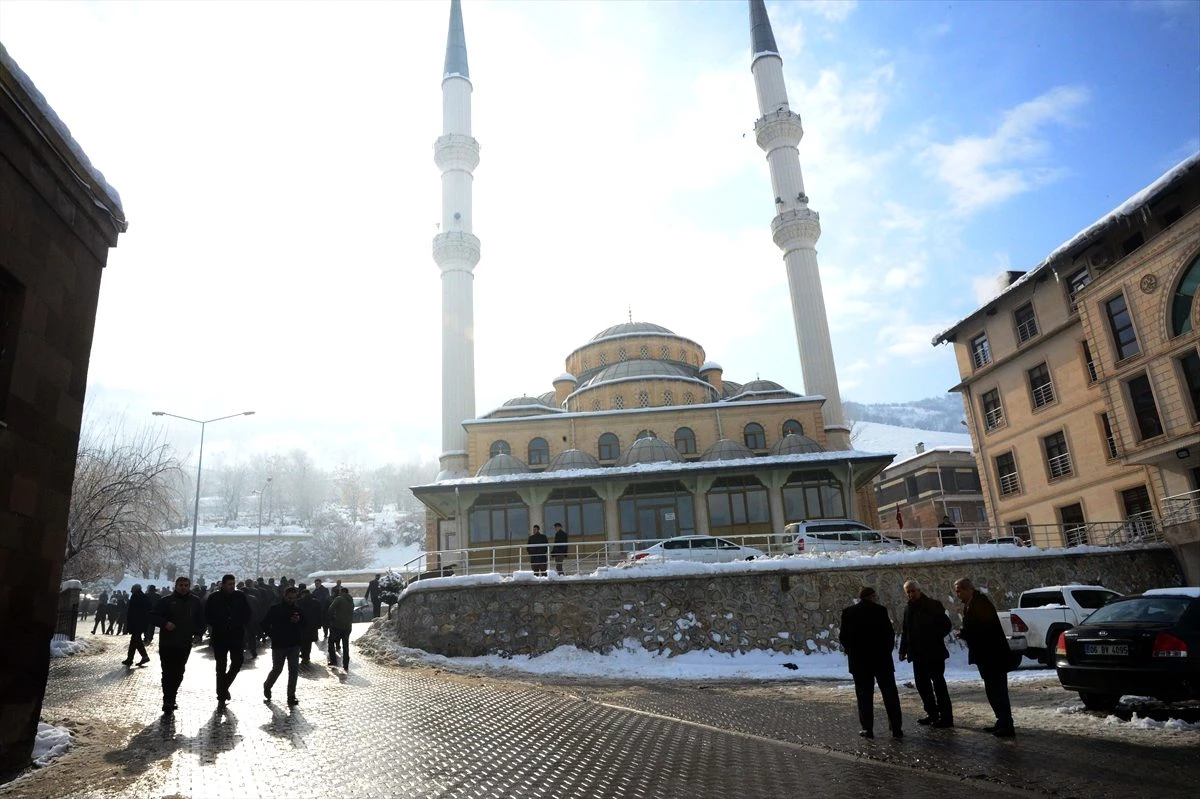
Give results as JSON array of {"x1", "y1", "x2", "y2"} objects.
[{"x1": 393, "y1": 547, "x2": 1184, "y2": 658}]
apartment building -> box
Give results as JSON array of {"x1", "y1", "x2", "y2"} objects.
[
  {"x1": 874, "y1": 445, "x2": 988, "y2": 542},
  {"x1": 933, "y1": 153, "x2": 1200, "y2": 547}
]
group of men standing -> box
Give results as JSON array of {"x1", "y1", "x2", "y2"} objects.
[
  {"x1": 838, "y1": 577, "x2": 1015, "y2": 740},
  {"x1": 143, "y1": 573, "x2": 358, "y2": 714},
  {"x1": 526, "y1": 523, "x2": 569, "y2": 576}
]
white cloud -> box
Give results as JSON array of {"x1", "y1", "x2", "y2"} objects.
[{"x1": 804, "y1": 1, "x2": 859, "y2": 24}]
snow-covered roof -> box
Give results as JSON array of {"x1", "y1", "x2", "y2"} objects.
[
  {"x1": 932, "y1": 151, "x2": 1200, "y2": 346},
  {"x1": 883, "y1": 444, "x2": 975, "y2": 472},
  {"x1": 1142, "y1": 587, "x2": 1200, "y2": 598}
]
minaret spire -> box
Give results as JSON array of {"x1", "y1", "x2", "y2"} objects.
[
  {"x1": 434, "y1": 0, "x2": 481, "y2": 480},
  {"x1": 748, "y1": 0, "x2": 849, "y2": 449}
]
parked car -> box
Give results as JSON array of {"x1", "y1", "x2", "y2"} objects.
[
  {"x1": 999, "y1": 584, "x2": 1122, "y2": 665},
  {"x1": 779, "y1": 519, "x2": 906, "y2": 555},
  {"x1": 983, "y1": 536, "x2": 1028, "y2": 546},
  {"x1": 352, "y1": 596, "x2": 374, "y2": 622},
  {"x1": 629, "y1": 535, "x2": 764, "y2": 563},
  {"x1": 1054, "y1": 587, "x2": 1200, "y2": 711},
  {"x1": 1000, "y1": 612, "x2": 1030, "y2": 670}
]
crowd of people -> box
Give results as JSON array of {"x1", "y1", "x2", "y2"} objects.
[{"x1": 89, "y1": 574, "x2": 364, "y2": 714}]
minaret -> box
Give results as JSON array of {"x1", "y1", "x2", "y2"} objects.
[
  {"x1": 748, "y1": 0, "x2": 850, "y2": 450},
  {"x1": 434, "y1": 0, "x2": 481, "y2": 480}
]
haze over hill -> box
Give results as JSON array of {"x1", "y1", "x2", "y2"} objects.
[{"x1": 845, "y1": 395, "x2": 966, "y2": 434}]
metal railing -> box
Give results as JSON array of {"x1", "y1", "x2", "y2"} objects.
[
  {"x1": 972, "y1": 346, "x2": 992, "y2": 369},
  {"x1": 1031, "y1": 381, "x2": 1055, "y2": 408},
  {"x1": 1017, "y1": 318, "x2": 1039, "y2": 343},
  {"x1": 1106, "y1": 435, "x2": 1120, "y2": 460},
  {"x1": 998, "y1": 471, "x2": 1021, "y2": 495},
  {"x1": 1047, "y1": 452, "x2": 1073, "y2": 480},
  {"x1": 54, "y1": 604, "x2": 78, "y2": 642},
  {"x1": 984, "y1": 406, "x2": 1005, "y2": 430},
  {"x1": 1162, "y1": 488, "x2": 1200, "y2": 525}
]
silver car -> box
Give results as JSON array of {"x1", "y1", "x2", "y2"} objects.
[
  {"x1": 780, "y1": 519, "x2": 906, "y2": 555},
  {"x1": 629, "y1": 535, "x2": 765, "y2": 563}
]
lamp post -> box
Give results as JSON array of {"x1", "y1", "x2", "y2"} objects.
[
  {"x1": 253, "y1": 477, "x2": 272, "y2": 578},
  {"x1": 152, "y1": 410, "x2": 255, "y2": 582}
]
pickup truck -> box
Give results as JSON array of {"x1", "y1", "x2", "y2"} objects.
[{"x1": 999, "y1": 585, "x2": 1122, "y2": 665}]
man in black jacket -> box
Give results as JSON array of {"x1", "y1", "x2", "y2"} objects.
[
  {"x1": 527, "y1": 525, "x2": 549, "y2": 577},
  {"x1": 121, "y1": 585, "x2": 152, "y2": 668},
  {"x1": 954, "y1": 577, "x2": 1014, "y2": 737},
  {"x1": 205, "y1": 574, "x2": 252, "y2": 706},
  {"x1": 261, "y1": 586, "x2": 305, "y2": 706},
  {"x1": 899, "y1": 579, "x2": 953, "y2": 727},
  {"x1": 551, "y1": 523, "x2": 568, "y2": 575},
  {"x1": 839, "y1": 586, "x2": 903, "y2": 739},
  {"x1": 365, "y1": 574, "x2": 382, "y2": 618},
  {"x1": 311, "y1": 578, "x2": 330, "y2": 640},
  {"x1": 151, "y1": 576, "x2": 204, "y2": 714}
]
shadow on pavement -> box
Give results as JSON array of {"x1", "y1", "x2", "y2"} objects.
[
  {"x1": 103, "y1": 715, "x2": 187, "y2": 776},
  {"x1": 198, "y1": 707, "x2": 239, "y2": 765}
]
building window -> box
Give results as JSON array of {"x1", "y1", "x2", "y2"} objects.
[
  {"x1": 707, "y1": 476, "x2": 771, "y2": 536},
  {"x1": 1121, "y1": 231, "x2": 1145, "y2": 256},
  {"x1": 489, "y1": 440, "x2": 511, "y2": 457},
  {"x1": 598, "y1": 433, "x2": 620, "y2": 461},
  {"x1": 1180, "y1": 350, "x2": 1200, "y2": 422},
  {"x1": 528, "y1": 437, "x2": 550, "y2": 467},
  {"x1": 592, "y1": 399, "x2": 601, "y2": 412},
  {"x1": 468, "y1": 492, "x2": 529, "y2": 544},
  {"x1": 782, "y1": 419, "x2": 804, "y2": 436},
  {"x1": 1066, "y1": 268, "x2": 1091, "y2": 313},
  {"x1": 618, "y1": 481, "x2": 695, "y2": 540},
  {"x1": 674, "y1": 427, "x2": 696, "y2": 455},
  {"x1": 782, "y1": 470, "x2": 845, "y2": 521},
  {"x1": 1081, "y1": 340, "x2": 1098, "y2": 383},
  {"x1": 1100, "y1": 412, "x2": 1119, "y2": 460},
  {"x1": 970, "y1": 333, "x2": 992, "y2": 369},
  {"x1": 1106, "y1": 294, "x2": 1140, "y2": 361},
  {"x1": 743, "y1": 422, "x2": 766, "y2": 450},
  {"x1": 678, "y1": 348, "x2": 688, "y2": 361},
  {"x1": 662, "y1": 389, "x2": 673, "y2": 406},
  {"x1": 684, "y1": 391, "x2": 695, "y2": 405},
  {"x1": 660, "y1": 345, "x2": 670, "y2": 359},
  {"x1": 1043, "y1": 431, "x2": 1073, "y2": 480},
  {"x1": 1028, "y1": 362, "x2": 1056, "y2": 409},
  {"x1": 1170, "y1": 254, "x2": 1200, "y2": 337},
  {"x1": 981, "y1": 389, "x2": 1005, "y2": 430},
  {"x1": 639, "y1": 344, "x2": 649, "y2": 359},
  {"x1": 1126, "y1": 373, "x2": 1164, "y2": 440},
  {"x1": 1014, "y1": 302, "x2": 1039, "y2": 343},
  {"x1": 618, "y1": 347, "x2": 628, "y2": 362},
  {"x1": 1059, "y1": 503, "x2": 1087, "y2": 547},
  {"x1": 613, "y1": 395, "x2": 625, "y2": 410},
  {"x1": 599, "y1": 352, "x2": 608, "y2": 366},
  {"x1": 995, "y1": 452, "x2": 1020, "y2": 496},
  {"x1": 544, "y1": 488, "x2": 605, "y2": 537},
  {"x1": 947, "y1": 506, "x2": 963, "y2": 523},
  {"x1": 637, "y1": 390, "x2": 650, "y2": 408},
  {"x1": 1007, "y1": 519, "x2": 1032, "y2": 545}
]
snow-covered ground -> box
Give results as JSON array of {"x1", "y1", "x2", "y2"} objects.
[
  {"x1": 852, "y1": 420, "x2": 970, "y2": 459},
  {"x1": 49, "y1": 637, "x2": 95, "y2": 658},
  {"x1": 31, "y1": 723, "x2": 72, "y2": 767}
]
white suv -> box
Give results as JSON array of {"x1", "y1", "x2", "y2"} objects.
[{"x1": 780, "y1": 519, "x2": 905, "y2": 555}]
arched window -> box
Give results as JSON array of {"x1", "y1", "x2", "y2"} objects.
[
  {"x1": 674, "y1": 427, "x2": 697, "y2": 455},
  {"x1": 1171, "y1": 253, "x2": 1200, "y2": 336},
  {"x1": 637, "y1": 390, "x2": 650, "y2": 407},
  {"x1": 528, "y1": 437, "x2": 550, "y2": 467},
  {"x1": 489, "y1": 440, "x2": 511, "y2": 457},
  {"x1": 613, "y1": 395, "x2": 625, "y2": 410},
  {"x1": 598, "y1": 433, "x2": 620, "y2": 461},
  {"x1": 783, "y1": 419, "x2": 804, "y2": 437},
  {"x1": 639, "y1": 344, "x2": 649, "y2": 359},
  {"x1": 743, "y1": 422, "x2": 766, "y2": 450},
  {"x1": 662, "y1": 389, "x2": 673, "y2": 405}
]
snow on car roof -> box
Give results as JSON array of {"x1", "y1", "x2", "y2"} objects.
[{"x1": 1141, "y1": 587, "x2": 1200, "y2": 598}]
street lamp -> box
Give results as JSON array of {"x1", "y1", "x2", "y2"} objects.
[
  {"x1": 152, "y1": 410, "x2": 255, "y2": 583},
  {"x1": 253, "y1": 477, "x2": 272, "y2": 578}
]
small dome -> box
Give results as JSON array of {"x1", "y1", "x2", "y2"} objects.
[
  {"x1": 720, "y1": 380, "x2": 744, "y2": 398},
  {"x1": 740, "y1": 379, "x2": 786, "y2": 392},
  {"x1": 771, "y1": 433, "x2": 825, "y2": 455},
  {"x1": 537, "y1": 391, "x2": 558, "y2": 406},
  {"x1": 590, "y1": 322, "x2": 674, "y2": 342},
  {"x1": 553, "y1": 372, "x2": 577, "y2": 384},
  {"x1": 475, "y1": 453, "x2": 529, "y2": 477},
  {"x1": 503, "y1": 395, "x2": 550, "y2": 407},
  {"x1": 700, "y1": 439, "x2": 755, "y2": 461},
  {"x1": 616, "y1": 436, "x2": 684, "y2": 466},
  {"x1": 699, "y1": 361, "x2": 722, "y2": 373},
  {"x1": 548, "y1": 448, "x2": 602, "y2": 471}
]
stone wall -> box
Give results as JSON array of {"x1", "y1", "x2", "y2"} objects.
[{"x1": 393, "y1": 547, "x2": 1184, "y2": 658}]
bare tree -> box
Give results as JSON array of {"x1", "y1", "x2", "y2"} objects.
[
  {"x1": 307, "y1": 509, "x2": 373, "y2": 570},
  {"x1": 65, "y1": 423, "x2": 184, "y2": 582}
]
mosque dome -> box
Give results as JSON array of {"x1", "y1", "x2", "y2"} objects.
[
  {"x1": 771, "y1": 433, "x2": 825, "y2": 455},
  {"x1": 616, "y1": 436, "x2": 685, "y2": 466},
  {"x1": 548, "y1": 448, "x2": 602, "y2": 471},
  {"x1": 475, "y1": 453, "x2": 529, "y2": 477},
  {"x1": 590, "y1": 322, "x2": 674, "y2": 342},
  {"x1": 700, "y1": 439, "x2": 755, "y2": 461},
  {"x1": 726, "y1": 379, "x2": 796, "y2": 401},
  {"x1": 582, "y1": 359, "x2": 695, "y2": 388},
  {"x1": 741, "y1": 379, "x2": 786, "y2": 392},
  {"x1": 553, "y1": 372, "x2": 577, "y2": 384},
  {"x1": 537, "y1": 391, "x2": 558, "y2": 407},
  {"x1": 699, "y1": 361, "x2": 723, "y2": 372},
  {"x1": 503, "y1": 395, "x2": 551, "y2": 407}
]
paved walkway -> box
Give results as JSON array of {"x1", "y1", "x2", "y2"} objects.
[{"x1": 3, "y1": 625, "x2": 1198, "y2": 798}]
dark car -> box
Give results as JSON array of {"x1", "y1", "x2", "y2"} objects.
[
  {"x1": 1054, "y1": 587, "x2": 1200, "y2": 711},
  {"x1": 352, "y1": 597, "x2": 374, "y2": 623}
]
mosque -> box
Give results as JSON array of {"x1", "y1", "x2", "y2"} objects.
[{"x1": 412, "y1": 1, "x2": 891, "y2": 558}]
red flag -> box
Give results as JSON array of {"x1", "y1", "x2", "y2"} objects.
[{"x1": 895, "y1": 508, "x2": 904, "y2": 529}]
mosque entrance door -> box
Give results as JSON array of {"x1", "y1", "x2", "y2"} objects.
[{"x1": 636, "y1": 503, "x2": 678, "y2": 542}]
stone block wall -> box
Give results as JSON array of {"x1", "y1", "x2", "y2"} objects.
[{"x1": 394, "y1": 548, "x2": 1183, "y2": 658}]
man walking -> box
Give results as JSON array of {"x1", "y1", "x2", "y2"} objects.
[
  {"x1": 311, "y1": 578, "x2": 330, "y2": 640},
  {"x1": 839, "y1": 586, "x2": 903, "y2": 739},
  {"x1": 262, "y1": 586, "x2": 305, "y2": 707},
  {"x1": 120, "y1": 585, "x2": 151, "y2": 668},
  {"x1": 527, "y1": 525, "x2": 549, "y2": 577},
  {"x1": 151, "y1": 576, "x2": 204, "y2": 714},
  {"x1": 899, "y1": 580, "x2": 953, "y2": 727},
  {"x1": 205, "y1": 574, "x2": 252, "y2": 706},
  {"x1": 326, "y1": 587, "x2": 354, "y2": 671},
  {"x1": 954, "y1": 577, "x2": 1015, "y2": 737},
  {"x1": 365, "y1": 574, "x2": 382, "y2": 619},
  {"x1": 91, "y1": 591, "x2": 109, "y2": 635},
  {"x1": 551, "y1": 522, "x2": 568, "y2": 575}
]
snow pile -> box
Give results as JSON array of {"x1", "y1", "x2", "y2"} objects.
[
  {"x1": 50, "y1": 637, "x2": 94, "y2": 658},
  {"x1": 31, "y1": 723, "x2": 73, "y2": 766},
  {"x1": 1113, "y1": 714, "x2": 1200, "y2": 732}
]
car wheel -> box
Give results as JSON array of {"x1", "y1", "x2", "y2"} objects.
[
  {"x1": 1008, "y1": 650, "x2": 1025, "y2": 671},
  {"x1": 1079, "y1": 691, "x2": 1120, "y2": 712}
]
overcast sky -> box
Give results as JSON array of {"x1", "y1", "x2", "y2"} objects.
[{"x1": 3, "y1": 0, "x2": 1198, "y2": 469}]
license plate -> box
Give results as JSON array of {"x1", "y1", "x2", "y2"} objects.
[{"x1": 1084, "y1": 643, "x2": 1128, "y2": 656}]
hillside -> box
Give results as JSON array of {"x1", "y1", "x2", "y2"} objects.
[{"x1": 844, "y1": 395, "x2": 965, "y2": 433}]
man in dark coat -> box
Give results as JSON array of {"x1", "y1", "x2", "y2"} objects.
[
  {"x1": 297, "y1": 588, "x2": 321, "y2": 664},
  {"x1": 527, "y1": 525, "x2": 549, "y2": 577},
  {"x1": 151, "y1": 576, "x2": 204, "y2": 714},
  {"x1": 954, "y1": 577, "x2": 1015, "y2": 736},
  {"x1": 839, "y1": 586, "x2": 903, "y2": 739},
  {"x1": 91, "y1": 591, "x2": 109, "y2": 635},
  {"x1": 311, "y1": 578, "x2": 330, "y2": 640},
  {"x1": 238, "y1": 582, "x2": 261, "y2": 658},
  {"x1": 205, "y1": 574, "x2": 252, "y2": 705},
  {"x1": 551, "y1": 523, "x2": 568, "y2": 575},
  {"x1": 261, "y1": 586, "x2": 305, "y2": 706},
  {"x1": 899, "y1": 579, "x2": 953, "y2": 727},
  {"x1": 937, "y1": 515, "x2": 959, "y2": 547},
  {"x1": 121, "y1": 585, "x2": 152, "y2": 668},
  {"x1": 365, "y1": 574, "x2": 382, "y2": 618},
  {"x1": 144, "y1": 585, "x2": 160, "y2": 644}
]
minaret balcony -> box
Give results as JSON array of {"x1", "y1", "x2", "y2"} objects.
[
  {"x1": 433, "y1": 231, "x2": 481, "y2": 269},
  {"x1": 434, "y1": 133, "x2": 481, "y2": 172},
  {"x1": 754, "y1": 109, "x2": 803, "y2": 152},
  {"x1": 771, "y1": 208, "x2": 821, "y2": 250}
]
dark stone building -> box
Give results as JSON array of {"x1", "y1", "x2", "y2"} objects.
[{"x1": 0, "y1": 44, "x2": 126, "y2": 773}]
